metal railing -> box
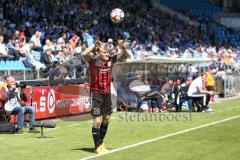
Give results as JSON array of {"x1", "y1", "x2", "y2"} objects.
[
  {"x1": 0, "y1": 65, "x2": 88, "y2": 81},
  {"x1": 215, "y1": 74, "x2": 240, "y2": 98},
  {"x1": 224, "y1": 75, "x2": 240, "y2": 98}
]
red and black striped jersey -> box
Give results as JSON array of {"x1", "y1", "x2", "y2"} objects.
[{"x1": 89, "y1": 55, "x2": 117, "y2": 93}]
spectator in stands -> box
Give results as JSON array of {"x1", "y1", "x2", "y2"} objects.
[
  {"x1": 151, "y1": 41, "x2": 160, "y2": 54},
  {"x1": 0, "y1": 75, "x2": 39, "y2": 134},
  {"x1": 182, "y1": 49, "x2": 192, "y2": 58},
  {"x1": 187, "y1": 73, "x2": 214, "y2": 112},
  {"x1": 57, "y1": 32, "x2": 67, "y2": 45},
  {"x1": 49, "y1": 61, "x2": 68, "y2": 83},
  {"x1": 0, "y1": 35, "x2": 10, "y2": 59},
  {"x1": 18, "y1": 32, "x2": 26, "y2": 47},
  {"x1": 206, "y1": 45, "x2": 217, "y2": 58},
  {"x1": 74, "y1": 40, "x2": 83, "y2": 55},
  {"x1": 0, "y1": 0, "x2": 239, "y2": 77},
  {"x1": 49, "y1": 61, "x2": 61, "y2": 82},
  {"x1": 69, "y1": 34, "x2": 80, "y2": 50},
  {"x1": 56, "y1": 46, "x2": 74, "y2": 78},
  {"x1": 57, "y1": 47, "x2": 71, "y2": 63},
  {"x1": 6, "y1": 35, "x2": 23, "y2": 60},
  {"x1": 30, "y1": 31, "x2": 43, "y2": 52},
  {"x1": 82, "y1": 30, "x2": 95, "y2": 47},
  {"x1": 25, "y1": 47, "x2": 45, "y2": 70},
  {"x1": 40, "y1": 47, "x2": 55, "y2": 73},
  {"x1": 43, "y1": 39, "x2": 55, "y2": 52}
]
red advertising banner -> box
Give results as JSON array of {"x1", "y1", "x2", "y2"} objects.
[{"x1": 24, "y1": 84, "x2": 91, "y2": 119}]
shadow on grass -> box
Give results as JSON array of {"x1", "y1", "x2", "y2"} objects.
[
  {"x1": 71, "y1": 147, "x2": 114, "y2": 153},
  {"x1": 24, "y1": 135, "x2": 55, "y2": 139},
  {"x1": 71, "y1": 148, "x2": 95, "y2": 153},
  {"x1": 37, "y1": 136, "x2": 55, "y2": 139}
]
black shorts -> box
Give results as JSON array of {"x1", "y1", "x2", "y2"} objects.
[
  {"x1": 91, "y1": 92, "x2": 112, "y2": 117},
  {"x1": 206, "y1": 86, "x2": 214, "y2": 91}
]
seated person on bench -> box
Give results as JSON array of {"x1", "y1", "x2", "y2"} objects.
[
  {"x1": 160, "y1": 78, "x2": 174, "y2": 104},
  {"x1": 187, "y1": 73, "x2": 214, "y2": 112},
  {"x1": 129, "y1": 72, "x2": 163, "y2": 112},
  {"x1": 172, "y1": 78, "x2": 182, "y2": 112},
  {"x1": 0, "y1": 76, "x2": 39, "y2": 134},
  {"x1": 180, "y1": 78, "x2": 191, "y2": 111}
]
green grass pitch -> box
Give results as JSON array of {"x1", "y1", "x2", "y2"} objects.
[{"x1": 0, "y1": 98, "x2": 240, "y2": 160}]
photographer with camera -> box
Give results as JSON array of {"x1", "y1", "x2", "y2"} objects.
[{"x1": 0, "y1": 75, "x2": 39, "y2": 134}]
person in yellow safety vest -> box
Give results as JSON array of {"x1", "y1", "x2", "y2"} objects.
[
  {"x1": 0, "y1": 76, "x2": 8, "y2": 89},
  {"x1": 206, "y1": 65, "x2": 216, "y2": 102},
  {"x1": 0, "y1": 76, "x2": 8, "y2": 111}
]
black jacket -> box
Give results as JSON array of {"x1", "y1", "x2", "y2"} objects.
[{"x1": 40, "y1": 52, "x2": 52, "y2": 66}]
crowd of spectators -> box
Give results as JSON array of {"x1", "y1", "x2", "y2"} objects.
[{"x1": 0, "y1": 0, "x2": 240, "y2": 74}]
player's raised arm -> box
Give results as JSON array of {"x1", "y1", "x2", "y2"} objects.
[{"x1": 83, "y1": 40, "x2": 101, "y2": 62}]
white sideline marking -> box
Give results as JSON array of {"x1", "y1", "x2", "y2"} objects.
[{"x1": 79, "y1": 115, "x2": 240, "y2": 160}]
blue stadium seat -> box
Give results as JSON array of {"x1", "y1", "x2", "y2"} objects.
[
  {"x1": 0, "y1": 61, "x2": 7, "y2": 70},
  {"x1": 11, "y1": 61, "x2": 27, "y2": 70},
  {"x1": 161, "y1": 0, "x2": 227, "y2": 19},
  {"x1": 5, "y1": 61, "x2": 12, "y2": 70},
  {"x1": 0, "y1": 60, "x2": 29, "y2": 71},
  {"x1": 16, "y1": 61, "x2": 27, "y2": 70},
  {"x1": 31, "y1": 50, "x2": 42, "y2": 61}
]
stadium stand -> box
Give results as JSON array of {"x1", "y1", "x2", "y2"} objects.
[
  {"x1": 160, "y1": 0, "x2": 226, "y2": 19},
  {"x1": 160, "y1": 0, "x2": 239, "y2": 46},
  {"x1": 0, "y1": 0, "x2": 239, "y2": 75},
  {"x1": 0, "y1": 0, "x2": 239, "y2": 122}
]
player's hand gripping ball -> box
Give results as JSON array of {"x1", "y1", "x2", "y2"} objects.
[{"x1": 110, "y1": 8, "x2": 124, "y2": 23}]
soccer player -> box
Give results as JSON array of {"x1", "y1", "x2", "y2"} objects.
[{"x1": 83, "y1": 39, "x2": 130, "y2": 154}]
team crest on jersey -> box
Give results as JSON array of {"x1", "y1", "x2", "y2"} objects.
[{"x1": 107, "y1": 61, "x2": 112, "y2": 67}]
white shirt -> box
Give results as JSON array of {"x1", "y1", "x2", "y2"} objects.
[
  {"x1": 43, "y1": 45, "x2": 55, "y2": 52},
  {"x1": 30, "y1": 35, "x2": 42, "y2": 46},
  {"x1": 151, "y1": 44, "x2": 159, "y2": 53},
  {"x1": 190, "y1": 66, "x2": 198, "y2": 73},
  {"x1": 57, "y1": 37, "x2": 65, "y2": 44},
  {"x1": 4, "y1": 87, "x2": 21, "y2": 113},
  {"x1": 187, "y1": 77, "x2": 204, "y2": 96},
  {"x1": 129, "y1": 79, "x2": 151, "y2": 95},
  {"x1": 0, "y1": 43, "x2": 8, "y2": 56}
]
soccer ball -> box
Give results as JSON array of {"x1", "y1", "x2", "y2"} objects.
[{"x1": 110, "y1": 8, "x2": 124, "y2": 23}]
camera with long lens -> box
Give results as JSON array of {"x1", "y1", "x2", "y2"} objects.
[
  {"x1": 16, "y1": 83, "x2": 27, "y2": 89},
  {"x1": 15, "y1": 83, "x2": 28, "y2": 101}
]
